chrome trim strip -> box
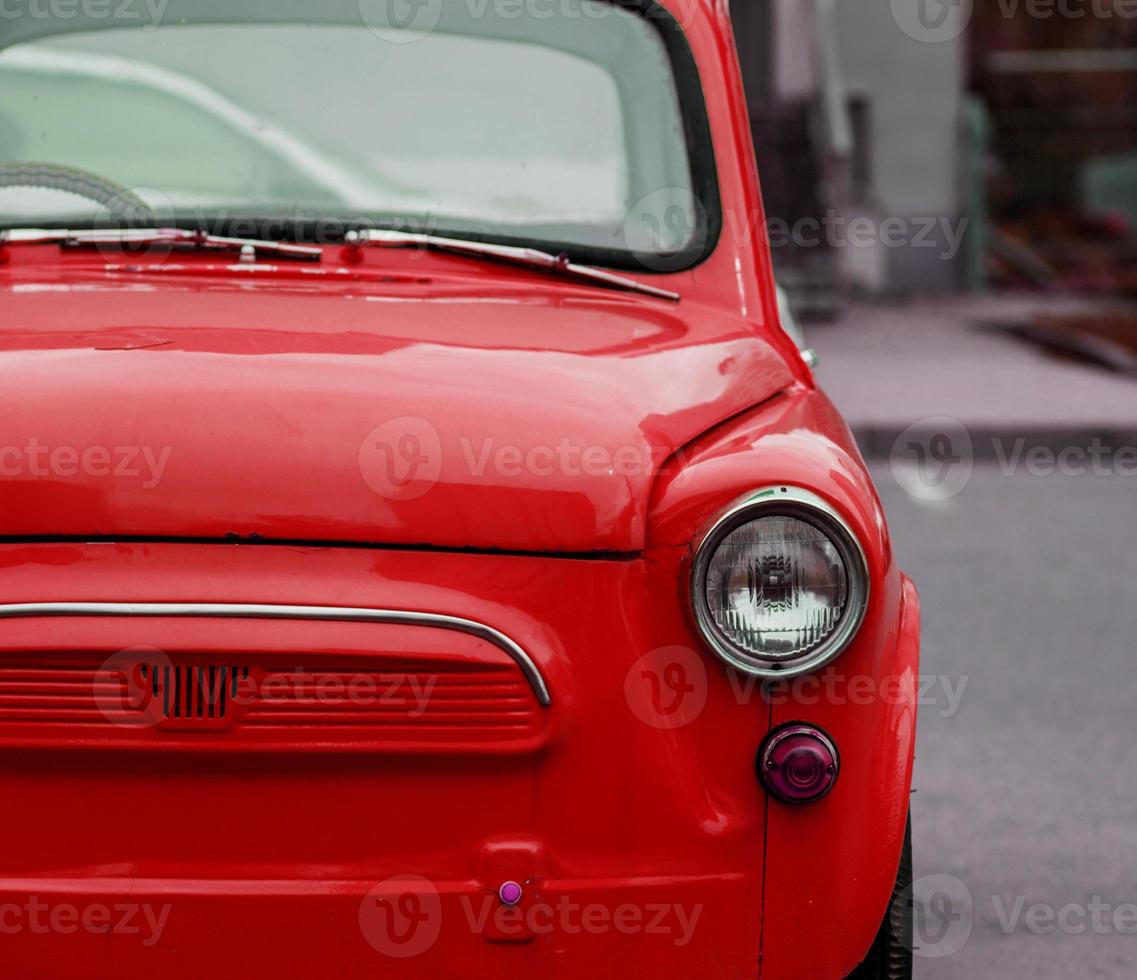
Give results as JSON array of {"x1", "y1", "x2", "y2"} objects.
[
  {"x1": 688, "y1": 486, "x2": 870, "y2": 680},
  {"x1": 0, "y1": 602, "x2": 551, "y2": 707}
]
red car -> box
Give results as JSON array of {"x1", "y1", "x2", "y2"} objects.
[{"x1": 0, "y1": 1, "x2": 919, "y2": 977}]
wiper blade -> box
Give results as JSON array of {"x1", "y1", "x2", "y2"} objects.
[
  {"x1": 0, "y1": 228, "x2": 322, "y2": 262},
  {"x1": 347, "y1": 230, "x2": 680, "y2": 302}
]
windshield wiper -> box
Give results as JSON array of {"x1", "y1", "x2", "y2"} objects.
[
  {"x1": 1, "y1": 226, "x2": 681, "y2": 297},
  {"x1": 0, "y1": 228, "x2": 322, "y2": 262},
  {"x1": 345, "y1": 230, "x2": 680, "y2": 302}
]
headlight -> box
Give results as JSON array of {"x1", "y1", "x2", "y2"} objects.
[{"x1": 689, "y1": 486, "x2": 869, "y2": 678}]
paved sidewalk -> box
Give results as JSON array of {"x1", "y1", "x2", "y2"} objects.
[{"x1": 808, "y1": 293, "x2": 1137, "y2": 456}]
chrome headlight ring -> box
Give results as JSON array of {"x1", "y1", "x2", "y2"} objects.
[{"x1": 688, "y1": 486, "x2": 870, "y2": 679}]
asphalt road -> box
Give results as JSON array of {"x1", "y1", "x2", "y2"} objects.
[{"x1": 868, "y1": 461, "x2": 1137, "y2": 979}]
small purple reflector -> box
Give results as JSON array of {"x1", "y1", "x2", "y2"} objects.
[
  {"x1": 758, "y1": 724, "x2": 839, "y2": 805},
  {"x1": 498, "y1": 881, "x2": 523, "y2": 907}
]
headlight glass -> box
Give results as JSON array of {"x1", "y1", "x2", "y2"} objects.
[
  {"x1": 705, "y1": 516, "x2": 849, "y2": 658},
  {"x1": 691, "y1": 488, "x2": 868, "y2": 677}
]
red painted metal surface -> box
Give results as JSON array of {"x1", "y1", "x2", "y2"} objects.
[
  {"x1": 648, "y1": 386, "x2": 919, "y2": 977},
  {"x1": 0, "y1": 1, "x2": 918, "y2": 977},
  {"x1": 0, "y1": 275, "x2": 795, "y2": 552},
  {"x1": 0, "y1": 542, "x2": 767, "y2": 977}
]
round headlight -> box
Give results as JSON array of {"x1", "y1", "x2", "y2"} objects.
[{"x1": 689, "y1": 486, "x2": 869, "y2": 678}]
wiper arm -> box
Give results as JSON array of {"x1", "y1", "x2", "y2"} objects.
[
  {"x1": 1, "y1": 226, "x2": 680, "y2": 295},
  {"x1": 346, "y1": 230, "x2": 680, "y2": 302},
  {"x1": 1, "y1": 228, "x2": 322, "y2": 262}
]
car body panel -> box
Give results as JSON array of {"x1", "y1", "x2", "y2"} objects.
[
  {"x1": 0, "y1": 258, "x2": 795, "y2": 552},
  {"x1": 0, "y1": 539, "x2": 766, "y2": 978},
  {"x1": 0, "y1": 1, "x2": 918, "y2": 977},
  {"x1": 647, "y1": 386, "x2": 918, "y2": 976},
  {"x1": 763, "y1": 574, "x2": 920, "y2": 979}
]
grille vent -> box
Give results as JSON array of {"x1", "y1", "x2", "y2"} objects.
[
  {"x1": 137, "y1": 663, "x2": 250, "y2": 722},
  {"x1": 0, "y1": 658, "x2": 544, "y2": 750}
]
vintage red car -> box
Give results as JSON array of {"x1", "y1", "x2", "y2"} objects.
[{"x1": 0, "y1": 1, "x2": 919, "y2": 977}]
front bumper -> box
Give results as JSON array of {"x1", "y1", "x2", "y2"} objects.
[
  {"x1": 0, "y1": 539, "x2": 916, "y2": 978},
  {"x1": 0, "y1": 541, "x2": 763, "y2": 978}
]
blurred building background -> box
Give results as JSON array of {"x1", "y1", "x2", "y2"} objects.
[{"x1": 733, "y1": 0, "x2": 1137, "y2": 322}]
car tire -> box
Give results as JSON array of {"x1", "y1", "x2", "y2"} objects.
[{"x1": 846, "y1": 813, "x2": 913, "y2": 980}]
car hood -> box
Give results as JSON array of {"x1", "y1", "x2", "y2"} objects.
[{"x1": 0, "y1": 278, "x2": 795, "y2": 552}]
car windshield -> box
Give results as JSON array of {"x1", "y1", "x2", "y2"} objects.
[{"x1": 0, "y1": 1, "x2": 714, "y2": 269}]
